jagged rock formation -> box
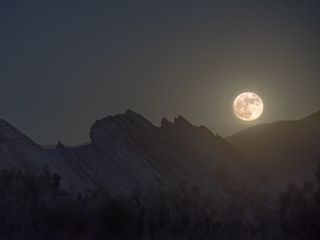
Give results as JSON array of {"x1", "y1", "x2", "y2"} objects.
[
  {"x1": 0, "y1": 110, "x2": 268, "y2": 216},
  {"x1": 4, "y1": 109, "x2": 320, "y2": 208}
]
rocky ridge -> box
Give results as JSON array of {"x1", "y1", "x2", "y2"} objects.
[{"x1": 0, "y1": 110, "x2": 272, "y2": 215}]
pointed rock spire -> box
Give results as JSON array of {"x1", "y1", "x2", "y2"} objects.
[{"x1": 160, "y1": 118, "x2": 173, "y2": 128}]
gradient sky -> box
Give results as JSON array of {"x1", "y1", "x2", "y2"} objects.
[{"x1": 1, "y1": 0, "x2": 320, "y2": 145}]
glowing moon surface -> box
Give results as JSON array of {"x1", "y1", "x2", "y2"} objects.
[{"x1": 233, "y1": 92, "x2": 263, "y2": 121}]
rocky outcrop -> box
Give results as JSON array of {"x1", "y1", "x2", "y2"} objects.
[
  {"x1": 0, "y1": 110, "x2": 268, "y2": 215},
  {"x1": 0, "y1": 119, "x2": 41, "y2": 170}
]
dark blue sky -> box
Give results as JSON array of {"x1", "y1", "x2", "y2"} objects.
[{"x1": 1, "y1": 0, "x2": 320, "y2": 144}]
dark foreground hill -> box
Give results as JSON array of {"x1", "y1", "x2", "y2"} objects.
[{"x1": 227, "y1": 111, "x2": 320, "y2": 192}]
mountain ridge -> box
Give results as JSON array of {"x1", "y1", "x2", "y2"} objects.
[
  {"x1": 0, "y1": 109, "x2": 270, "y2": 216},
  {"x1": 1, "y1": 109, "x2": 319, "y2": 215},
  {"x1": 227, "y1": 110, "x2": 320, "y2": 191}
]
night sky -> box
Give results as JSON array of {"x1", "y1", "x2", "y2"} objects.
[{"x1": 1, "y1": 0, "x2": 320, "y2": 145}]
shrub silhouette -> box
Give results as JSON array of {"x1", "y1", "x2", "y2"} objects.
[
  {"x1": 5, "y1": 167, "x2": 319, "y2": 239},
  {"x1": 278, "y1": 178, "x2": 320, "y2": 239},
  {"x1": 0, "y1": 169, "x2": 225, "y2": 239}
]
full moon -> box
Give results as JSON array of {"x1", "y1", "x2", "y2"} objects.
[{"x1": 233, "y1": 92, "x2": 264, "y2": 121}]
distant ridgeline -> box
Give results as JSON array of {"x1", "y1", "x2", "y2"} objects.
[
  {"x1": 0, "y1": 110, "x2": 320, "y2": 213},
  {"x1": 1, "y1": 110, "x2": 320, "y2": 239}
]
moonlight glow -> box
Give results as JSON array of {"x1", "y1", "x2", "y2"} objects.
[{"x1": 233, "y1": 92, "x2": 264, "y2": 121}]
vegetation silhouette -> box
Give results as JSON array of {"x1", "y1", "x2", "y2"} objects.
[{"x1": 0, "y1": 167, "x2": 320, "y2": 239}]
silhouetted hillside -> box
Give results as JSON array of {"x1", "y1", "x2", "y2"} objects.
[{"x1": 227, "y1": 111, "x2": 320, "y2": 192}]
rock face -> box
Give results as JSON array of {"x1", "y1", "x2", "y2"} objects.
[
  {"x1": 0, "y1": 110, "x2": 268, "y2": 214},
  {"x1": 227, "y1": 111, "x2": 320, "y2": 192},
  {"x1": 2, "y1": 109, "x2": 320, "y2": 218},
  {"x1": 0, "y1": 119, "x2": 41, "y2": 170}
]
